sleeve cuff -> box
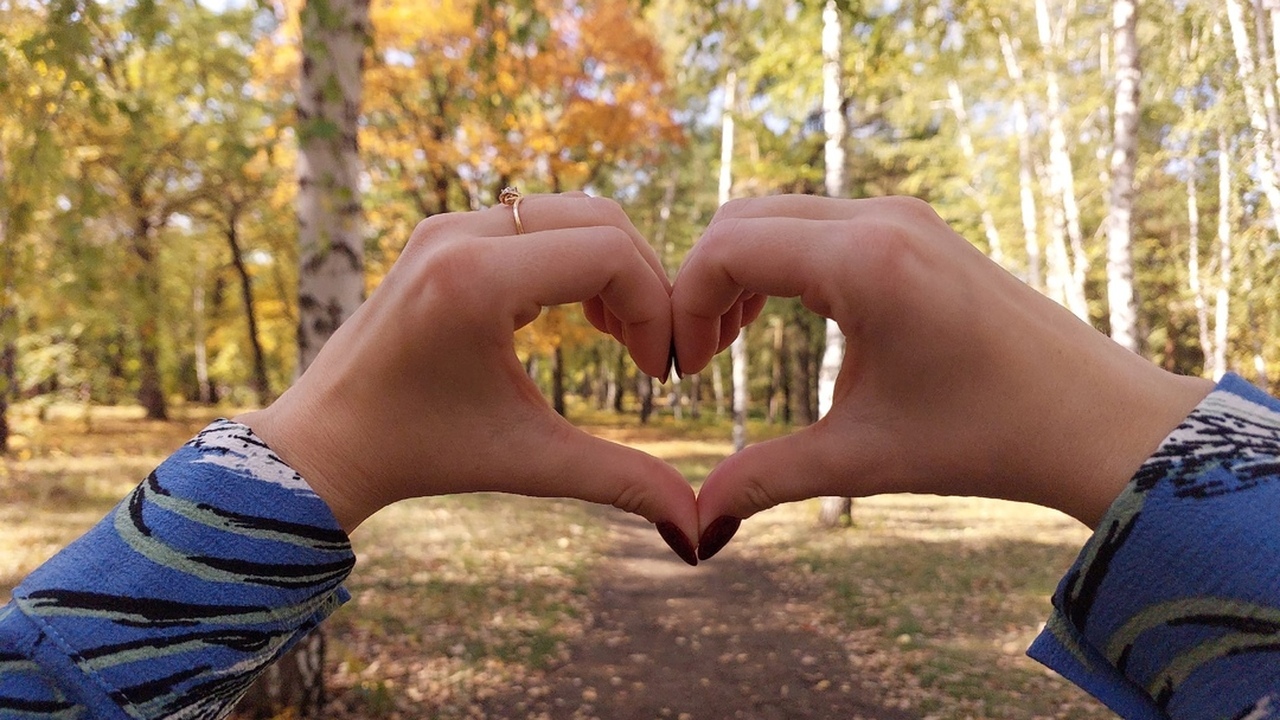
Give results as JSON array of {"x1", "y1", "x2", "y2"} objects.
[
  {"x1": 1029, "y1": 374, "x2": 1280, "y2": 719},
  {"x1": 9, "y1": 419, "x2": 355, "y2": 718}
]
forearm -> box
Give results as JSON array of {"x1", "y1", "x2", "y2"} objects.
[{"x1": 0, "y1": 420, "x2": 354, "y2": 718}]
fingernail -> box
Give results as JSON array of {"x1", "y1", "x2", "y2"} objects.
[
  {"x1": 697, "y1": 516, "x2": 741, "y2": 561},
  {"x1": 656, "y1": 521, "x2": 698, "y2": 566}
]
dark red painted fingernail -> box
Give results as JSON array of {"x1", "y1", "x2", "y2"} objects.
[
  {"x1": 656, "y1": 521, "x2": 698, "y2": 566},
  {"x1": 697, "y1": 516, "x2": 741, "y2": 561}
]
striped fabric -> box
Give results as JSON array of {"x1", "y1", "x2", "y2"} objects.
[
  {"x1": 1030, "y1": 373, "x2": 1280, "y2": 719},
  {"x1": 0, "y1": 420, "x2": 354, "y2": 719}
]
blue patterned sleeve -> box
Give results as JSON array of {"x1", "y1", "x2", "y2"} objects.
[
  {"x1": 1029, "y1": 373, "x2": 1280, "y2": 719},
  {"x1": 0, "y1": 419, "x2": 355, "y2": 719}
]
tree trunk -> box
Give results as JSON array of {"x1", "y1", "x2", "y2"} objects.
[
  {"x1": 295, "y1": 0, "x2": 370, "y2": 373},
  {"x1": 669, "y1": 375, "x2": 684, "y2": 420},
  {"x1": 690, "y1": 372, "x2": 702, "y2": 419},
  {"x1": 1213, "y1": 129, "x2": 1233, "y2": 381},
  {"x1": 552, "y1": 343, "x2": 566, "y2": 417},
  {"x1": 242, "y1": 0, "x2": 370, "y2": 715},
  {"x1": 0, "y1": 147, "x2": 14, "y2": 454},
  {"x1": 720, "y1": 67, "x2": 748, "y2": 451},
  {"x1": 1225, "y1": 0, "x2": 1280, "y2": 231},
  {"x1": 946, "y1": 79, "x2": 1004, "y2": 265},
  {"x1": 790, "y1": 308, "x2": 814, "y2": 426},
  {"x1": 1187, "y1": 166, "x2": 1213, "y2": 374},
  {"x1": 612, "y1": 350, "x2": 626, "y2": 413},
  {"x1": 193, "y1": 254, "x2": 212, "y2": 403},
  {"x1": 767, "y1": 316, "x2": 785, "y2": 424},
  {"x1": 731, "y1": 333, "x2": 748, "y2": 452},
  {"x1": 637, "y1": 373, "x2": 654, "y2": 424},
  {"x1": 131, "y1": 214, "x2": 168, "y2": 421},
  {"x1": 227, "y1": 219, "x2": 272, "y2": 406},
  {"x1": 1106, "y1": 0, "x2": 1141, "y2": 353},
  {"x1": 816, "y1": 0, "x2": 851, "y2": 525},
  {"x1": 996, "y1": 27, "x2": 1043, "y2": 290},
  {"x1": 1252, "y1": 0, "x2": 1280, "y2": 162},
  {"x1": 712, "y1": 361, "x2": 725, "y2": 417},
  {"x1": 1035, "y1": 0, "x2": 1089, "y2": 321}
]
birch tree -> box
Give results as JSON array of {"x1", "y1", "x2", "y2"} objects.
[
  {"x1": 721, "y1": 68, "x2": 749, "y2": 453},
  {"x1": 817, "y1": 0, "x2": 852, "y2": 527},
  {"x1": 1213, "y1": 129, "x2": 1233, "y2": 381},
  {"x1": 1106, "y1": 0, "x2": 1141, "y2": 352},
  {"x1": 1224, "y1": 0, "x2": 1280, "y2": 231},
  {"x1": 995, "y1": 23, "x2": 1044, "y2": 291},
  {"x1": 295, "y1": 0, "x2": 370, "y2": 373},
  {"x1": 242, "y1": 0, "x2": 370, "y2": 714},
  {"x1": 1035, "y1": 0, "x2": 1090, "y2": 320}
]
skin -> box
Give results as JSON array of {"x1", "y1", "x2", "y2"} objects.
[
  {"x1": 236, "y1": 193, "x2": 699, "y2": 550},
  {"x1": 671, "y1": 195, "x2": 1214, "y2": 542},
  {"x1": 240, "y1": 192, "x2": 1214, "y2": 562}
]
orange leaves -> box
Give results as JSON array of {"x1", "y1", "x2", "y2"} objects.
[{"x1": 360, "y1": 0, "x2": 682, "y2": 221}]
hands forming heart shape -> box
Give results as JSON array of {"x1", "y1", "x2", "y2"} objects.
[{"x1": 237, "y1": 193, "x2": 1213, "y2": 565}]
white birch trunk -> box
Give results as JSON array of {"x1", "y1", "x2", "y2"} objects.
[
  {"x1": 247, "y1": 0, "x2": 369, "y2": 712},
  {"x1": 1214, "y1": 130, "x2": 1233, "y2": 381},
  {"x1": 1225, "y1": 0, "x2": 1280, "y2": 231},
  {"x1": 1038, "y1": 160, "x2": 1074, "y2": 312},
  {"x1": 295, "y1": 0, "x2": 370, "y2": 373},
  {"x1": 1187, "y1": 168, "x2": 1213, "y2": 374},
  {"x1": 721, "y1": 68, "x2": 749, "y2": 452},
  {"x1": 817, "y1": 0, "x2": 852, "y2": 526},
  {"x1": 1269, "y1": 0, "x2": 1280, "y2": 107},
  {"x1": 947, "y1": 79, "x2": 1004, "y2": 266},
  {"x1": 1106, "y1": 0, "x2": 1141, "y2": 353},
  {"x1": 1252, "y1": 0, "x2": 1280, "y2": 162},
  {"x1": 1035, "y1": 0, "x2": 1090, "y2": 321},
  {"x1": 996, "y1": 28, "x2": 1043, "y2": 290}
]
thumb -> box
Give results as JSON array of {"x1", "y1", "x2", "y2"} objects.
[
  {"x1": 695, "y1": 422, "x2": 890, "y2": 560},
  {"x1": 512, "y1": 422, "x2": 701, "y2": 566}
]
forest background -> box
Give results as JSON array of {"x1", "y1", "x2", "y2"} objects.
[
  {"x1": 4, "y1": 0, "x2": 1280, "y2": 716},
  {"x1": 3, "y1": 0, "x2": 1280, "y2": 449}
]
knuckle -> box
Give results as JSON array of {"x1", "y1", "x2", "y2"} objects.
[
  {"x1": 586, "y1": 196, "x2": 630, "y2": 227},
  {"x1": 716, "y1": 197, "x2": 755, "y2": 220},
  {"x1": 738, "y1": 474, "x2": 779, "y2": 516},
  {"x1": 408, "y1": 212, "x2": 468, "y2": 249},
  {"x1": 610, "y1": 480, "x2": 646, "y2": 516},
  {"x1": 418, "y1": 238, "x2": 491, "y2": 309}
]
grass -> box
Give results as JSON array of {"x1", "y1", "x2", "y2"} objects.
[{"x1": 2, "y1": 401, "x2": 1110, "y2": 718}]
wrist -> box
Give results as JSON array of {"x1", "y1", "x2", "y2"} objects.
[
  {"x1": 1063, "y1": 365, "x2": 1214, "y2": 528},
  {"x1": 234, "y1": 396, "x2": 377, "y2": 534}
]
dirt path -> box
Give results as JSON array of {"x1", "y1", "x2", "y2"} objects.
[{"x1": 477, "y1": 512, "x2": 918, "y2": 720}]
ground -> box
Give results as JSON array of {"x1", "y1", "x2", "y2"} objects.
[
  {"x1": 471, "y1": 510, "x2": 917, "y2": 720},
  {"x1": 3, "y1": 406, "x2": 1115, "y2": 719}
]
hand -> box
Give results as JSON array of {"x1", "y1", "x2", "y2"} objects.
[
  {"x1": 236, "y1": 193, "x2": 699, "y2": 564},
  {"x1": 671, "y1": 195, "x2": 1213, "y2": 557}
]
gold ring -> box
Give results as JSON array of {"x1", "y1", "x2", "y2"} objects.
[{"x1": 499, "y1": 186, "x2": 525, "y2": 234}]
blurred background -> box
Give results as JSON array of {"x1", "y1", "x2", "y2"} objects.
[
  {"x1": 1, "y1": 0, "x2": 1278, "y2": 717},
  {"x1": 3, "y1": 0, "x2": 1278, "y2": 442}
]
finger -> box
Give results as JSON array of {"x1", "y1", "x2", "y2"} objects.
[
  {"x1": 718, "y1": 301, "x2": 744, "y2": 354},
  {"x1": 582, "y1": 297, "x2": 608, "y2": 334},
  {"x1": 695, "y1": 422, "x2": 891, "y2": 532},
  {"x1": 672, "y1": 216, "x2": 850, "y2": 373},
  {"x1": 510, "y1": 420, "x2": 700, "y2": 564},
  {"x1": 741, "y1": 293, "x2": 767, "y2": 327},
  {"x1": 471, "y1": 194, "x2": 671, "y2": 293},
  {"x1": 489, "y1": 226, "x2": 673, "y2": 377}
]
